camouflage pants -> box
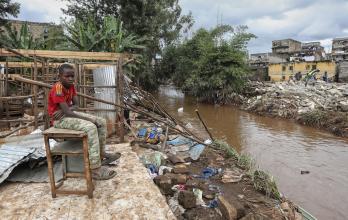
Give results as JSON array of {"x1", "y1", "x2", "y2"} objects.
[{"x1": 53, "y1": 112, "x2": 107, "y2": 169}]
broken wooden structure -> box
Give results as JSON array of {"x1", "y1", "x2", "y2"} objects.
[{"x1": 0, "y1": 48, "x2": 128, "y2": 140}]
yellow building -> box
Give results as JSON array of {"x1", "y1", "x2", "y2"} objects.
[{"x1": 268, "y1": 61, "x2": 336, "y2": 81}]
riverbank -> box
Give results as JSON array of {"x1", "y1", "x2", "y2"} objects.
[
  {"x1": 131, "y1": 119, "x2": 304, "y2": 220},
  {"x1": 234, "y1": 81, "x2": 348, "y2": 138}
]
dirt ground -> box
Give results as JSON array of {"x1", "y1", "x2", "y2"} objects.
[{"x1": 0, "y1": 143, "x2": 176, "y2": 220}]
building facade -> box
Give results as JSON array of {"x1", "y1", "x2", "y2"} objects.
[
  {"x1": 1, "y1": 19, "x2": 60, "y2": 39},
  {"x1": 268, "y1": 61, "x2": 336, "y2": 81},
  {"x1": 332, "y1": 37, "x2": 348, "y2": 61}
]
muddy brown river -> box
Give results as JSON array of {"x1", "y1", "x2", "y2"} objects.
[{"x1": 156, "y1": 85, "x2": 348, "y2": 220}]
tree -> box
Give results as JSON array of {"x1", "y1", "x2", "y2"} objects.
[
  {"x1": 158, "y1": 25, "x2": 256, "y2": 103},
  {"x1": 62, "y1": 16, "x2": 146, "y2": 53},
  {"x1": 0, "y1": 0, "x2": 20, "y2": 25},
  {"x1": 62, "y1": 0, "x2": 194, "y2": 90},
  {"x1": 62, "y1": 0, "x2": 119, "y2": 26}
]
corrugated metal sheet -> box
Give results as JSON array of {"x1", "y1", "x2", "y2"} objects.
[
  {"x1": 0, "y1": 145, "x2": 36, "y2": 184},
  {"x1": 93, "y1": 66, "x2": 117, "y2": 132},
  {"x1": 0, "y1": 132, "x2": 52, "y2": 184}
]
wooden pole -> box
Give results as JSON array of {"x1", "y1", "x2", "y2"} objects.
[
  {"x1": 195, "y1": 109, "x2": 214, "y2": 141},
  {"x1": 83, "y1": 65, "x2": 87, "y2": 107},
  {"x1": 43, "y1": 88, "x2": 49, "y2": 129},
  {"x1": 8, "y1": 74, "x2": 207, "y2": 145},
  {"x1": 0, "y1": 121, "x2": 35, "y2": 138},
  {"x1": 0, "y1": 92, "x2": 43, "y2": 101},
  {"x1": 5, "y1": 60, "x2": 9, "y2": 128},
  {"x1": 33, "y1": 56, "x2": 38, "y2": 129},
  {"x1": 161, "y1": 126, "x2": 169, "y2": 151},
  {"x1": 115, "y1": 56, "x2": 124, "y2": 143}
]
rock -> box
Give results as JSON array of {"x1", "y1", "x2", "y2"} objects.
[
  {"x1": 168, "y1": 154, "x2": 186, "y2": 164},
  {"x1": 186, "y1": 179, "x2": 209, "y2": 191},
  {"x1": 294, "y1": 211, "x2": 303, "y2": 220},
  {"x1": 280, "y1": 202, "x2": 290, "y2": 212},
  {"x1": 239, "y1": 213, "x2": 270, "y2": 220},
  {"x1": 165, "y1": 173, "x2": 187, "y2": 184},
  {"x1": 218, "y1": 196, "x2": 238, "y2": 220},
  {"x1": 339, "y1": 101, "x2": 348, "y2": 112},
  {"x1": 183, "y1": 206, "x2": 223, "y2": 220},
  {"x1": 203, "y1": 193, "x2": 215, "y2": 200},
  {"x1": 178, "y1": 190, "x2": 196, "y2": 209},
  {"x1": 153, "y1": 175, "x2": 173, "y2": 195},
  {"x1": 173, "y1": 164, "x2": 189, "y2": 174}
]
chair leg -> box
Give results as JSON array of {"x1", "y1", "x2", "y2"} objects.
[
  {"x1": 82, "y1": 136, "x2": 93, "y2": 199},
  {"x1": 44, "y1": 135, "x2": 57, "y2": 198},
  {"x1": 62, "y1": 155, "x2": 67, "y2": 180}
]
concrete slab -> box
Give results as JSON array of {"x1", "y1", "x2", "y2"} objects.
[{"x1": 0, "y1": 143, "x2": 176, "y2": 220}]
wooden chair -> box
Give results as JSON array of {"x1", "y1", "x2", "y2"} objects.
[{"x1": 43, "y1": 127, "x2": 94, "y2": 199}]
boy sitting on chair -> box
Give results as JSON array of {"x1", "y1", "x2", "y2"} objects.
[{"x1": 48, "y1": 64, "x2": 119, "y2": 180}]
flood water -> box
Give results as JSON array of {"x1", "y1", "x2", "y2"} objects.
[{"x1": 156, "y1": 85, "x2": 348, "y2": 220}]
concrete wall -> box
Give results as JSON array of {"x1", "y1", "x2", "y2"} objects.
[
  {"x1": 1, "y1": 19, "x2": 60, "y2": 39},
  {"x1": 338, "y1": 61, "x2": 348, "y2": 82},
  {"x1": 272, "y1": 39, "x2": 302, "y2": 54},
  {"x1": 269, "y1": 61, "x2": 336, "y2": 81}
]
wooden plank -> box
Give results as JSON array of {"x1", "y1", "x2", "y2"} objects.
[
  {"x1": 0, "y1": 62, "x2": 124, "y2": 70},
  {"x1": 43, "y1": 127, "x2": 86, "y2": 136},
  {"x1": 0, "y1": 48, "x2": 126, "y2": 61}
]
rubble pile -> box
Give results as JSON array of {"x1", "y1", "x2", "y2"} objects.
[{"x1": 239, "y1": 81, "x2": 348, "y2": 136}]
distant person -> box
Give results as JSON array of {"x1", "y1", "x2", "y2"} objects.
[
  {"x1": 295, "y1": 72, "x2": 302, "y2": 81},
  {"x1": 48, "y1": 64, "x2": 120, "y2": 180},
  {"x1": 322, "y1": 71, "x2": 328, "y2": 82}
]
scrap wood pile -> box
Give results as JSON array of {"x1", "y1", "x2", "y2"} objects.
[{"x1": 124, "y1": 85, "x2": 304, "y2": 220}]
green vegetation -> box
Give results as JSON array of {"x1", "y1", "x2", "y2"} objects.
[
  {"x1": 213, "y1": 139, "x2": 239, "y2": 159},
  {"x1": 299, "y1": 110, "x2": 329, "y2": 127},
  {"x1": 0, "y1": 0, "x2": 255, "y2": 95},
  {"x1": 0, "y1": 0, "x2": 20, "y2": 25},
  {"x1": 62, "y1": 0, "x2": 193, "y2": 89},
  {"x1": 213, "y1": 139, "x2": 281, "y2": 200},
  {"x1": 0, "y1": 22, "x2": 39, "y2": 49},
  {"x1": 157, "y1": 25, "x2": 256, "y2": 102},
  {"x1": 253, "y1": 170, "x2": 281, "y2": 200}
]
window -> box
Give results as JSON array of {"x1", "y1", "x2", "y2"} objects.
[
  {"x1": 282, "y1": 66, "x2": 286, "y2": 71},
  {"x1": 282, "y1": 75, "x2": 286, "y2": 80},
  {"x1": 312, "y1": 65, "x2": 317, "y2": 70},
  {"x1": 306, "y1": 65, "x2": 310, "y2": 70},
  {"x1": 289, "y1": 66, "x2": 293, "y2": 71}
]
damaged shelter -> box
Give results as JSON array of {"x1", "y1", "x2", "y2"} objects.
[{"x1": 0, "y1": 48, "x2": 312, "y2": 219}]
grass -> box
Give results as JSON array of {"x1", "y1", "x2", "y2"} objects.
[
  {"x1": 213, "y1": 139, "x2": 239, "y2": 159},
  {"x1": 253, "y1": 170, "x2": 281, "y2": 200},
  {"x1": 299, "y1": 110, "x2": 329, "y2": 127},
  {"x1": 212, "y1": 139, "x2": 281, "y2": 200}
]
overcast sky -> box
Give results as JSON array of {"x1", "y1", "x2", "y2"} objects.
[{"x1": 12, "y1": 0, "x2": 348, "y2": 53}]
